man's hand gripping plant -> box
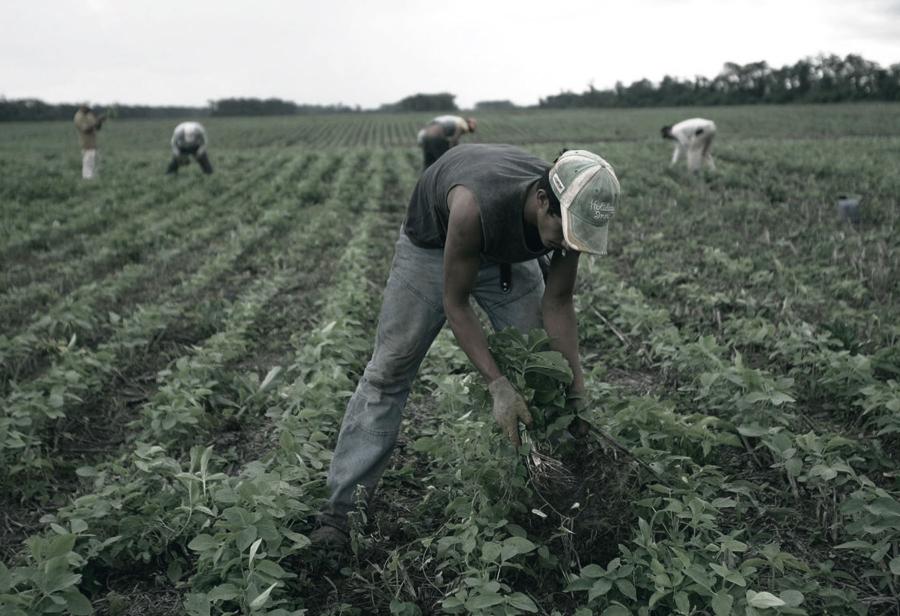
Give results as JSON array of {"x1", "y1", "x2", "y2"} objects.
[
  {"x1": 488, "y1": 375, "x2": 533, "y2": 447},
  {"x1": 486, "y1": 329, "x2": 583, "y2": 489}
]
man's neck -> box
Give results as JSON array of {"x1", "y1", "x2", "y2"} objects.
[
  {"x1": 521, "y1": 183, "x2": 545, "y2": 252},
  {"x1": 522, "y1": 183, "x2": 539, "y2": 227}
]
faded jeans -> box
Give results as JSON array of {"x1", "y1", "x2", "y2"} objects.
[{"x1": 320, "y1": 230, "x2": 544, "y2": 530}]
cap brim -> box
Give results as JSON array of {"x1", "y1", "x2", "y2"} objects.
[{"x1": 561, "y1": 202, "x2": 609, "y2": 255}]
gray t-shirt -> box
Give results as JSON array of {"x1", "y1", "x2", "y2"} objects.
[{"x1": 404, "y1": 144, "x2": 551, "y2": 263}]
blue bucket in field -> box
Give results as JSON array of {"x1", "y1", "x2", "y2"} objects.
[{"x1": 836, "y1": 194, "x2": 861, "y2": 224}]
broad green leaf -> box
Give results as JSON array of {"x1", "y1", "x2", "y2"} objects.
[
  {"x1": 75, "y1": 466, "x2": 97, "y2": 477},
  {"x1": 747, "y1": 591, "x2": 786, "y2": 608},
  {"x1": 259, "y1": 366, "x2": 283, "y2": 391},
  {"x1": 239, "y1": 527, "x2": 259, "y2": 553},
  {"x1": 62, "y1": 590, "x2": 93, "y2": 615},
  {"x1": 207, "y1": 584, "x2": 241, "y2": 602},
  {"x1": 581, "y1": 564, "x2": 606, "y2": 578},
  {"x1": 780, "y1": 590, "x2": 805, "y2": 607},
  {"x1": 867, "y1": 497, "x2": 900, "y2": 517},
  {"x1": 712, "y1": 591, "x2": 733, "y2": 616},
  {"x1": 249, "y1": 582, "x2": 278, "y2": 610},
  {"x1": 600, "y1": 605, "x2": 632, "y2": 616},
  {"x1": 282, "y1": 529, "x2": 311, "y2": 550},
  {"x1": 784, "y1": 458, "x2": 803, "y2": 477},
  {"x1": 465, "y1": 592, "x2": 505, "y2": 610},
  {"x1": 255, "y1": 559, "x2": 287, "y2": 579},
  {"x1": 46, "y1": 534, "x2": 77, "y2": 559},
  {"x1": 43, "y1": 564, "x2": 81, "y2": 594},
  {"x1": 187, "y1": 534, "x2": 218, "y2": 552},
  {"x1": 889, "y1": 556, "x2": 900, "y2": 575},
  {"x1": 183, "y1": 593, "x2": 211, "y2": 616},
  {"x1": 481, "y1": 541, "x2": 502, "y2": 562},
  {"x1": 70, "y1": 519, "x2": 88, "y2": 534},
  {"x1": 737, "y1": 425, "x2": 770, "y2": 437},
  {"x1": 200, "y1": 446, "x2": 213, "y2": 476},
  {"x1": 507, "y1": 592, "x2": 539, "y2": 612},
  {"x1": 648, "y1": 590, "x2": 667, "y2": 609},
  {"x1": 249, "y1": 538, "x2": 263, "y2": 566},
  {"x1": 411, "y1": 437, "x2": 437, "y2": 453},
  {"x1": 501, "y1": 536, "x2": 536, "y2": 561},
  {"x1": 835, "y1": 540, "x2": 871, "y2": 549},
  {"x1": 588, "y1": 579, "x2": 612, "y2": 602},
  {"x1": 615, "y1": 579, "x2": 637, "y2": 600},
  {"x1": 725, "y1": 570, "x2": 747, "y2": 587},
  {"x1": 770, "y1": 391, "x2": 795, "y2": 405},
  {"x1": 442, "y1": 596, "x2": 464, "y2": 609},
  {"x1": 683, "y1": 564, "x2": 712, "y2": 589},
  {"x1": 674, "y1": 591, "x2": 690, "y2": 614},
  {"x1": 564, "y1": 577, "x2": 594, "y2": 592}
]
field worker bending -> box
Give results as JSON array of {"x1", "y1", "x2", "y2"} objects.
[
  {"x1": 73, "y1": 103, "x2": 106, "y2": 180},
  {"x1": 661, "y1": 117, "x2": 716, "y2": 172},
  {"x1": 166, "y1": 121, "x2": 213, "y2": 175},
  {"x1": 311, "y1": 144, "x2": 620, "y2": 548},
  {"x1": 418, "y1": 114, "x2": 477, "y2": 169}
]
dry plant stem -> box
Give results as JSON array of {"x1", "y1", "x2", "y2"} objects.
[
  {"x1": 592, "y1": 308, "x2": 631, "y2": 348},
  {"x1": 588, "y1": 426, "x2": 663, "y2": 481},
  {"x1": 520, "y1": 431, "x2": 576, "y2": 491},
  {"x1": 738, "y1": 433, "x2": 765, "y2": 470}
]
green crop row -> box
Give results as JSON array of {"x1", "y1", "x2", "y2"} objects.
[
  {"x1": 0, "y1": 154, "x2": 307, "y2": 380},
  {"x1": 0, "y1": 153, "x2": 349, "y2": 489},
  {"x1": 0, "y1": 148, "x2": 415, "y2": 615}
]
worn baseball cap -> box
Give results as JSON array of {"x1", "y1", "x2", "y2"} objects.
[{"x1": 548, "y1": 150, "x2": 620, "y2": 255}]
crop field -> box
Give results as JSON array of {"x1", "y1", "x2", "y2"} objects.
[{"x1": 1, "y1": 103, "x2": 899, "y2": 616}]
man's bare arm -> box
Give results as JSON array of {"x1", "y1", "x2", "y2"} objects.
[
  {"x1": 442, "y1": 186, "x2": 502, "y2": 383},
  {"x1": 542, "y1": 249, "x2": 585, "y2": 394},
  {"x1": 444, "y1": 186, "x2": 533, "y2": 446}
]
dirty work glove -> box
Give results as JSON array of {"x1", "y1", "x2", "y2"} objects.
[
  {"x1": 489, "y1": 376, "x2": 533, "y2": 448},
  {"x1": 566, "y1": 392, "x2": 591, "y2": 438}
]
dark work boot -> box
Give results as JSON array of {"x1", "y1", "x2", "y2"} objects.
[{"x1": 310, "y1": 524, "x2": 349, "y2": 551}]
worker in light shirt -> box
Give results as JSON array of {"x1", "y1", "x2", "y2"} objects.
[
  {"x1": 417, "y1": 114, "x2": 477, "y2": 170},
  {"x1": 73, "y1": 103, "x2": 106, "y2": 180},
  {"x1": 166, "y1": 121, "x2": 213, "y2": 175},
  {"x1": 661, "y1": 118, "x2": 716, "y2": 172}
]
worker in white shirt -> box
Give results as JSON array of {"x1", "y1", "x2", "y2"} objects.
[
  {"x1": 418, "y1": 115, "x2": 477, "y2": 169},
  {"x1": 166, "y1": 121, "x2": 213, "y2": 175},
  {"x1": 661, "y1": 118, "x2": 716, "y2": 172}
]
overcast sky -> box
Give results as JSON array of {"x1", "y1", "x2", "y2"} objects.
[{"x1": 2, "y1": 0, "x2": 898, "y2": 109}]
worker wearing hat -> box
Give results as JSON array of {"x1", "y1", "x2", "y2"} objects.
[
  {"x1": 417, "y1": 114, "x2": 477, "y2": 169},
  {"x1": 73, "y1": 103, "x2": 106, "y2": 180},
  {"x1": 312, "y1": 144, "x2": 620, "y2": 548},
  {"x1": 166, "y1": 121, "x2": 213, "y2": 175}
]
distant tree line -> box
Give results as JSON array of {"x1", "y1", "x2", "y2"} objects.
[
  {"x1": 539, "y1": 54, "x2": 900, "y2": 109},
  {"x1": 0, "y1": 97, "x2": 357, "y2": 122},
  {"x1": 209, "y1": 97, "x2": 357, "y2": 116},
  {"x1": 379, "y1": 92, "x2": 458, "y2": 112},
  {"x1": 475, "y1": 100, "x2": 518, "y2": 110},
  {"x1": 3, "y1": 54, "x2": 897, "y2": 121},
  {"x1": 0, "y1": 98, "x2": 209, "y2": 122}
]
